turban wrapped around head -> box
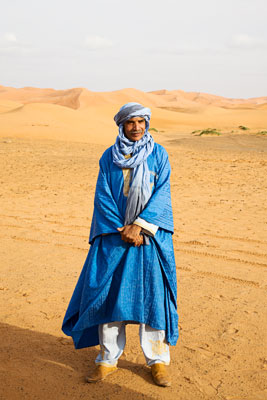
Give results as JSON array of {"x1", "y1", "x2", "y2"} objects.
[{"x1": 114, "y1": 102, "x2": 151, "y2": 127}]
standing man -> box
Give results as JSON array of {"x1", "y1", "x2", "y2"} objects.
[{"x1": 62, "y1": 102, "x2": 178, "y2": 387}]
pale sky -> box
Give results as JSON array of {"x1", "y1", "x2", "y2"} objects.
[{"x1": 0, "y1": 0, "x2": 267, "y2": 98}]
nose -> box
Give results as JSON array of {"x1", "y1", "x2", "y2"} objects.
[{"x1": 133, "y1": 121, "x2": 140, "y2": 131}]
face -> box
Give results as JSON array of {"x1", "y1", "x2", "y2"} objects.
[{"x1": 123, "y1": 117, "x2": 146, "y2": 142}]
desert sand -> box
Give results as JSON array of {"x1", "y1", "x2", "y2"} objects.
[{"x1": 0, "y1": 85, "x2": 267, "y2": 400}]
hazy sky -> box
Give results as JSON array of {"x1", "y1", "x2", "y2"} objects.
[{"x1": 1, "y1": 0, "x2": 267, "y2": 98}]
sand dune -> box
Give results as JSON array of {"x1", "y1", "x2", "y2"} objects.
[
  {"x1": 0, "y1": 100, "x2": 24, "y2": 114},
  {"x1": 0, "y1": 84, "x2": 266, "y2": 145},
  {"x1": 0, "y1": 86, "x2": 83, "y2": 109},
  {"x1": 150, "y1": 89, "x2": 267, "y2": 109},
  {"x1": 1, "y1": 85, "x2": 266, "y2": 110}
]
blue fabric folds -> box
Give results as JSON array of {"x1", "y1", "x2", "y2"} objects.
[{"x1": 62, "y1": 143, "x2": 178, "y2": 349}]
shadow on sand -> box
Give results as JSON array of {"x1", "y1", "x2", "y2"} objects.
[{"x1": 0, "y1": 323, "x2": 156, "y2": 400}]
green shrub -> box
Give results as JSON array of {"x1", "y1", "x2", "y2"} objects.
[{"x1": 196, "y1": 128, "x2": 221, "y2": 136}]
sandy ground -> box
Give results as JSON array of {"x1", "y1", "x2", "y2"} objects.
[{"x1": 0, "y1": 129, "x2": 267, "y2": 399}]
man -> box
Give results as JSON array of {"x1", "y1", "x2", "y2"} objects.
[{"x1": 62, "y1": 102, "x2": 178, "y2": 387}]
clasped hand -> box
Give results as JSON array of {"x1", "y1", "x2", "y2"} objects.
[{"x1": 117, "y1": 224, "x2": 144, "y2": 247}]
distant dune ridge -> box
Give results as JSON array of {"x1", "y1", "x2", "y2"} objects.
[{"x1": 0, "y1": 84, "x2": 266, "y2": 144}]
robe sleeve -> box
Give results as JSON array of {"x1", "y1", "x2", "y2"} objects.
[
  {"x1": 133, "y1": 217, "x2": 159, "y2": 236},
  {"x1": 89, "y1": 155, "x2": 124, "y2": 243},
  {"x1": 138, "y1": 146, "x2": 174, "y2": 233}
]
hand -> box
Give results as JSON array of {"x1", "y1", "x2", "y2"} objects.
[{"x1": 117, "y1": 224, "x2": 144, "y2": 247}]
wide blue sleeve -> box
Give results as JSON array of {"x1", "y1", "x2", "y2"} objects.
[
  {"x1": 138, "y1": 146, "x2": 174, "y2": 233},
  {"x1": 89, "y1": 152, "x2": 124, "y2": 243}
]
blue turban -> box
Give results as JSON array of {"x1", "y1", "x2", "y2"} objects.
[{"x1": 114, "y1": 102, "x2": 151, "y2": 127}]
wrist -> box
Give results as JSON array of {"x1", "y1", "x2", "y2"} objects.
[{"x1": 132, "y1": 224, "x2": 142, "y2": 233}]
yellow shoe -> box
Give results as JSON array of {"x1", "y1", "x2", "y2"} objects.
[
  {"x1": 151, "y1": 363, "x2": 171, "y2": 387},
  {"x1": 86, "y1": 365, "x2": 118, "y2": 383}
]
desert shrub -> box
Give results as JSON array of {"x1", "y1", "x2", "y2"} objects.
[{"x1": 195, "y1": 128, "x2": 221, "y2": 136}]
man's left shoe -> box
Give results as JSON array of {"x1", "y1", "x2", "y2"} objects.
[{"x1": 151, "y1": 363, "x2": 171, "y2": 387}]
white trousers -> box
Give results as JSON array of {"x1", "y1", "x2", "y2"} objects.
[{"x1": 95, "y1": 321, "x2": 170, "y2": 366}]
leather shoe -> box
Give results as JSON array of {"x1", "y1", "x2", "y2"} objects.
[
  {"x1": 86, "y1": 365, "x2": 118, "y2": 383},
  {"x1": 151, "y1": 363, "x2": 171, "y2": 387}
]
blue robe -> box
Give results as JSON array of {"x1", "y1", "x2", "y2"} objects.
[{"x1": 62, "y1": 143, "x2": 178, "y2": 349}]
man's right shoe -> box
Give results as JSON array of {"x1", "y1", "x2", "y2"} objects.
[
  {"x1": 151, "y1": 363, "x2": 171, "y2": 387},
  {"x1": 86, "y1": 365, "x2": 118, "y2": 383}
]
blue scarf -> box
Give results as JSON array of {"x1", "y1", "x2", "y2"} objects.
[{"x1": 112, "y1": 103, "x2": 154, "y2": 225}]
